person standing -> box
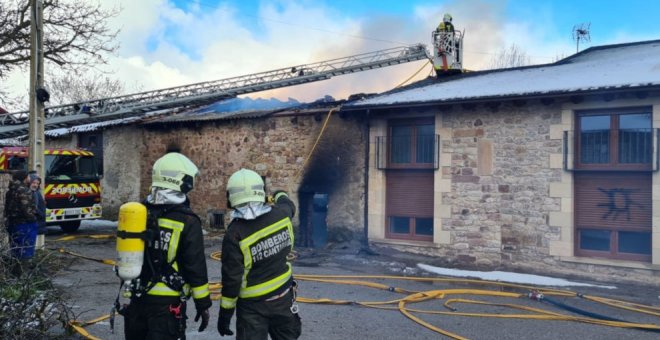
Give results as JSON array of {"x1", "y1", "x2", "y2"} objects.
[
  {"x1": 122, "y1": 152, "x2": 211, "y2": 339},
  {"x1": 4, "y1": 170, "x2": 38, "y2": 273},
  {"x1": 436, "y1": 13, "x2": 455, "y2": 34},
  {"x1": 28, "y1": 172, "x2": 46, "y2": 250},
  {"x1": 217, "y1": 168, "x2": 301, "y2": 339}
]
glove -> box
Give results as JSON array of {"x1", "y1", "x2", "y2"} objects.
[
  {"x1": 217, "y1": 308, "x2": 234, "y2": 336},
  {"x1": 272, "y1": 190, "x2": 288, "y2": 202},
  {"x1": 194, "y1": 308, "x2": 210, "y2": 332}
]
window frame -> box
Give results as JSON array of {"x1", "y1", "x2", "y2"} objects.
[
  {"x1": 387, "y1": 117, "x2": 436, "y2": 169},
  {"x1": 573, "y1": 107, "x2": 653, "y2": 262},
  {"x1": 575, "y1": 226, "x2": 652, "y2": 262},
  {"x1": 575, "y1": 108, "x2": 653, "y2": 171},
  {"x1": 385, "y1": 215, "x2": 434, "y2": 242}
]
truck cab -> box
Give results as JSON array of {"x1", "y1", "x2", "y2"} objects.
[{"x1": 0, "y1": 147, "x2": 102, "y2": 233}]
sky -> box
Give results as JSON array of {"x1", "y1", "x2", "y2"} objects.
[{"x1": 4, "y1": 0, "x2": 660, "y2": 110}]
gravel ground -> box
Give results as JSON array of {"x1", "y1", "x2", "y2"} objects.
[{"x1": 45, "y1": 221, "x2": 659, "y2": 340}]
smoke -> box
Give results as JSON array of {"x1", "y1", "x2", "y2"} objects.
[{"x1": 4, "y1": 0, "x2": 642, "y2": 107}]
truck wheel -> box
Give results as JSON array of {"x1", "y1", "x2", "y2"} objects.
[{"x1": 60, "y1": 221, "x2": 81, "y2": 233}]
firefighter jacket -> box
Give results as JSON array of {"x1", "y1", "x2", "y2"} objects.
[
  {"x1": 437, "y1": 21, "x2": 455, "y2": 33},
  {"x1": 4, "y1": 178, "x2": 37, "y2": 226},
  {"x1": 137, "y1": 201, "x2": 212, "y2": 312},
  {"x1": 220, "y1": 194, "x2": 296, "y2": 314}
]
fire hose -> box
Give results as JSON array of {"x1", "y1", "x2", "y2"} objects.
[{"x1": 51, "y1": 242, "x2": 660, "y2": 340}]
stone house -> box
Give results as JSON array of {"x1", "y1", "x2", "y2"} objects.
[
  {"x1": 345, "y1": 39, "x2": 660, "y2": 284},
  {"x1": 20, "y1": 39, "x2": 659, "y2": 284},
  {"x1": 39, "y1": 102, "x2": 367, "y2": 247}
]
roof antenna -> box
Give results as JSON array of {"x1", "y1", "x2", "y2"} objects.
[{"x1": 572, "y1": 23, "x2": 591, "y2": 53}]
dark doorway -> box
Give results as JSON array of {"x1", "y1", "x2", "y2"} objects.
[{"x1": 298, "y1": 192, "x2": 328, "y2": 248}]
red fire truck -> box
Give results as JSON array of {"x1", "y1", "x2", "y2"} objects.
[{"x1": 0, "y1": 146, "x2": 102, "y2": 233}]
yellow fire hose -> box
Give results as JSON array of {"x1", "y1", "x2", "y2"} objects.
[
  {"x1": 51, "y1": 244, "x2": 660, "y2": 340},
  {"x1": 52, "y1": 234, "x2": 115, "y2": 242}
]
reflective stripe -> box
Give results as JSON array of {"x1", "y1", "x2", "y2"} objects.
[
  {"x1": 145, "y1": 218, "x2": 189, "y2": 297},
  {"x1": 239, "y1": 217, "x2": 291, "y2": 267},
  {"x1": 239, "y1": 263, "x2": 292, "y2": 298},
  {"x1": 148, "y1": 282, "x2": 182, "y2": 297},
  {"x1": 147, "y1": 282, "x2": 192, "y2": 297},
  {"x1": 236, "y1": 217, "x2": 294, "y2": 298},
  {"x1": 221, "y1": 296, "x2": 238, "y2": 309},
  {"x1": 159, "y1": 218, "x2": 184, "y2": 263},
  {"x1": 192, "y1": 283, "x2": 210, "y2": 299},
  {"x1": 227, "y1": 187, "x2": 245, "y2": 194}
]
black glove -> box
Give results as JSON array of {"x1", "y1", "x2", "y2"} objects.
[
  {"x1": 272, "y1": 190, "x2": 288, "y2": 202},
  {"x1": 194, "y1": 308, "x2": 210, "y2": 332},
  {"x1": 217, "y1": 308, "x2": 234, "y2": 336}
]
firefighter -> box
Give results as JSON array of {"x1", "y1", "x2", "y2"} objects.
[
  {"x1": 122, "y1": 152, "x2": 211, "y2": 339},
  {"x1": 217, "y1": 168, "x2": 301, "y2": 339},
  {"x1": 436, "y1": 13, "x2": 455, "y2": 33}
]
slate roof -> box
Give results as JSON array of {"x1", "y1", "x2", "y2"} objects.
[{"x1": 347, "y1": 39, "x2": 660, "y2": 109}]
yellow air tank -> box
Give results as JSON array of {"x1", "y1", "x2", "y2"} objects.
[{"x1": 116, "y1": 202, "x2": 147, "y2": 280}]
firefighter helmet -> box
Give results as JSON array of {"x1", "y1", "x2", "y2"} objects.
[
  {"x1": 151, "y1": 152, "x2": 199, "y2": 193},
  {"x1": 227, "y1": 168, "x2": 265, "y2": 208},
  {"x1": 443, "y1": 13, "x2": 452, "y2": 22}
]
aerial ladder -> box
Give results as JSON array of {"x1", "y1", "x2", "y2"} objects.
[{"x1": 0, "y1": 44, "x2": 429, "y2": 139}]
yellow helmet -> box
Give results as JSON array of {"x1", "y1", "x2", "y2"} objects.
[
  {"x1": 443, "y1": 13, "x2": 452, "y2": 22},
  {"x1": 151, "y1": 152, "x2": 199, "y2": 193},
  {"x1": 227, "y1": 168, "x2": 265, "y2": 207}
]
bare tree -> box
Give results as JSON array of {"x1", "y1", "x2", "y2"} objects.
[
  {"x1": 0, "y1": 87, "x2": 26, "y2": 110},
  {"x1": 488, "y1": 44, "x2": 531, "y2": 69},
  {"x1": 47, "y1": 72, "x2": 131, "y2": 105},
  {"x1": 0, "y1": 0, "x2": 120, "y2": 79}
]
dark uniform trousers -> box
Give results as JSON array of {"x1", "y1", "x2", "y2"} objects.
[
  {"x1": 236, "y1": 289, "x2": 301, "y2": 340},
  {"x1": 124, "y1": 301, "x2": 187, "y2": 340}
]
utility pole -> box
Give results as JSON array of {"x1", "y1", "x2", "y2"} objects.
[{"x1": 29, "y1": 0, "x2": 46, "y2": 248}]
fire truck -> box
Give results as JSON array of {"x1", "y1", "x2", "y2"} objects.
[{"x1": 0, "y1": 146, "x2": 102, "y2": 233}]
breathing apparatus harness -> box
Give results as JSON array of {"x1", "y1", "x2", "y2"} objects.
[{"x1": 110, "y1": 204, "x2": 198, "y2": 332}]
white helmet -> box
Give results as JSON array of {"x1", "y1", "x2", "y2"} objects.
[
  {"x1": 226, "y1": 168, "x2": 265, "y2": 208},
  {"x1": 151, "y1": 152, "x2": 199, "y2": 193},
  {"x1": 443, "y1": 13, "x2": 452, "y2": 22}
]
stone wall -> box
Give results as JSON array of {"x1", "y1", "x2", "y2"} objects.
[
  {"x1": 140, "y1": 112, "x2": 366, "y2": 235},
  {"x1": 369, "y1": 100, "x2": 660, "y2": 285},
  {"x1": 101, "y1": 127, "x2": 145, "y2": 219},
  {"x1": 439, "y1": 102, "x2": 563, "y2": 267}
]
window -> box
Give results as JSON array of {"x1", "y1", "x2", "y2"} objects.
[
  {"x1": 577, "y1": 109, "x2": 652, "y2": 170},
  {"x1": 574, "y1": 172, "x2": 652, "y2": 261},
  {"x1": 377, "y1": 118, "x2": 439, "y2": 169},
  {"x1": 574, "y1": 107, "x2": 652, "y2": 262},
  {"x1": 79, "y1": 133, "x2": 104, "y2": 175},
  {"x1": 385, "y1": 170, "x2": 434, "y2": 241},
  {"x1": 8, "y1": 156, "x2": 27, "y2": 170},
  {"x1": 45, "y1": 155, "x2": 100, "y2": 180}
]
